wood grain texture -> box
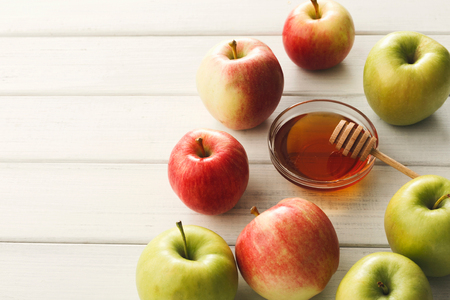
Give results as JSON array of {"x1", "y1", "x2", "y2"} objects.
[
  {"x1": 0, "y1": 36, "x2": 449, "y2": 96},
  {"x1": 0, "y1": 0, "x2": 449, "y2": 36},
  {"x1": 0, "y1": 95, "x2": 448, "y2": 165},
  {"x1": 1, "y1": 243, "x2": 448, "y2": 299},
  {"x1": 0, "y1": 163, "x2": 446, "y2": 246}
]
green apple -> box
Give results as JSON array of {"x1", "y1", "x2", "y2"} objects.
[
  {"x1": 336, "y1": 252, "x2": 433, "y2": 299},
  {"x1": 136, "y1": 221, "x2": 238, "y2": 299},
  {"x1": 384, "y1": 174, "x2": 450, "y2": 277},
  {"x1": 364, "y1": 31, "x2": 450, "y2": 125}
]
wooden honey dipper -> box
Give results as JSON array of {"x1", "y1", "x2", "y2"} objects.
[{"x1": 329, "y1": 120, "x2": 420, "y2": 179}]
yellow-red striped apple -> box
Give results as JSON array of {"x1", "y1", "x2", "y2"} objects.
[{"x1": 197, "y1": 38, "x2": 284, "y2": 130}]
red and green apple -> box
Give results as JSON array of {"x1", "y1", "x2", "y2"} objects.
[
  {"x1": 235, "y1": 198, "x2": 339, "y2": 300},
  {"x1": 196, "y1": 38, "x2": 284, "y2": 130},
  {"x1": 282, "y1": 0, "x2": 355, "y2": 70}
]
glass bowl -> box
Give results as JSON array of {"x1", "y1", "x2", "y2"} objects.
[{"x1": 268, "y1": 99, "x2": 378, "y2": 190}]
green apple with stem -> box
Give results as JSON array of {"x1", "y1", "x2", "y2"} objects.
[
  {"x1": 364, "y1": 31, "x2": 450, "y2": 125},
  {"x1": 336, "y1": 252, "x2": 433, "y2": 299},
  {"x1": 136, "y1": 221, "x2": 238, "y2": 299},
  {"x1": 384, "y1": 174, "x2": 450, "y2": 277}
]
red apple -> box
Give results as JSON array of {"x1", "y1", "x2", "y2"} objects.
[
  {"x1": 196, "y1": 38, "x2": 284, "y2": 130},
  {"x1": 282, "y1": 0, "x2": 355, "y2": 70},
  {"x1": 235, "y1": 198, "x2": 339, "y2": 300},
  {"x1": 168, "y1": 128, "x2": 249, "y2": 215}
]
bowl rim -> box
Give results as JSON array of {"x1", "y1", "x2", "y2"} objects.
[{"x1": 268, "y1": 99, "x2": 378, "y2": 190}]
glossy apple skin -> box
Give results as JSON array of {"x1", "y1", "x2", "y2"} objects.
[
  {"x1": 282, "y1": 0, "x2": 355, "y2": 70},
  {"x1": 168, "y1": 128, "x2": 249, "y2": 215},
  {"x1": 385, "y1": 174, "x2": 450, "y2": 277},
  {"x1": 235, "y1": 198, "x2": 339, "y2": 300},
  {"x1": 196, "y1": 38, "x2": 284, "y2": 130},
  {"x1": 136, "y1": 225, "x2": 239, "y2": 300},
  {"x1": 336, "y1": 252, "x2": 432, "y2": 299},
  {"x1": 364, "y1": 31, "x2": 450, "y2": 125}
]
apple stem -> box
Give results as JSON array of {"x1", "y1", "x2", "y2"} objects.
[
  {"x1": 310, "y1": 0, "x2": 320, "y2": 19},
  {"x1": 229, "y1": 40, "x2": 238, "y2": 60},
  {"x1": 377, "y1": 281, "x2": 389, "y2": 295},
  {"x1": 432, "y1": 194, "x2": 450, "y2": 209},
  {"x1": 176, "y1": 221, "x2": 190, "y2": 260},
  {"x1": 250, "y1": 206, "x2": 260, "y2": 217},
  {"x1": 195, "y1": 137, "x2": 207, "y2": 158}
]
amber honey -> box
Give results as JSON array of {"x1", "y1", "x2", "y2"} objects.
[{"x1": 273, "y1": 111, "x2": 368, "y2": 181}]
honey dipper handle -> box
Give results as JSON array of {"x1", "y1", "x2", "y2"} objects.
[{"x1": 370, "y1": 148, "x2": 420, "y2": 179}]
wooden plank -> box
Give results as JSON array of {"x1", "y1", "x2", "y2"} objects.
[
  {"x1": 0, "y1": 95, "x2": 447, "y2": 166},
  {"x1": 0, "y1": 242, "x2": 143, "y2": 299},
  {"x1": 0, "y1": 243, "x2": 448, "y2": 299},
  {"x1": 0, "y1": 163, "x2": 446, "y2": 246},
  {"x1": 0, "y1": 0, "x2": 449, "y2": 36},
  {"x1": 0, "y1": 35, "x2": 449, "y2": 96}
]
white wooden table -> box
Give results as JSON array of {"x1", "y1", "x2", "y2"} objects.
[{"x1": 1, "y1": 0, "x2": 449, "y2": 299}]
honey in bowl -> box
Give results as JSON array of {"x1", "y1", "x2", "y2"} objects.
[{"x1": 273, "y1": 111, "x2": 368, "y2": 181}]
